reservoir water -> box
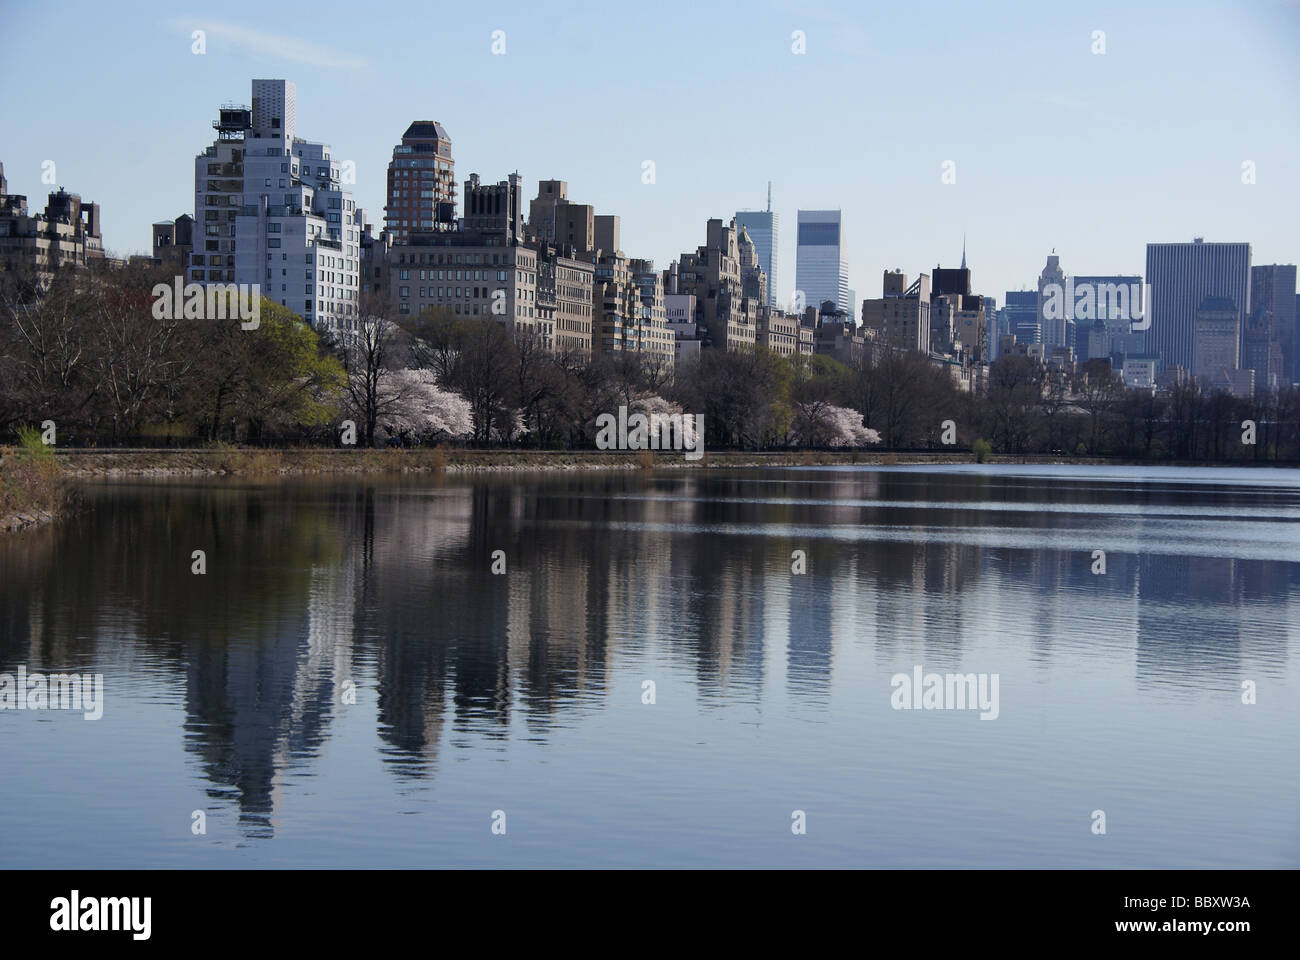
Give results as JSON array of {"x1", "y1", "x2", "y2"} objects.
[{"x1": 1, "y1": 464, "x2": 1297, "y2": 868}]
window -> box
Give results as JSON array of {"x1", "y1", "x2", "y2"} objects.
[{"x1": 268, "y1": 238, "x2": 281, "y2": 248}]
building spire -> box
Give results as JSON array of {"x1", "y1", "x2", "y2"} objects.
[{"x1": 961, "y1": 233, "x2": 967, "y2": 270}]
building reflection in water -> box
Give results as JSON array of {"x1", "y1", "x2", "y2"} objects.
[{"x1": 0, "y1": 469, "x2": 1293, "y2": 838}]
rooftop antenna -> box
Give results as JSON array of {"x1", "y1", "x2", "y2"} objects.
[{"x1": 767, "y1": 181, "x2": 772, "y2": 213}]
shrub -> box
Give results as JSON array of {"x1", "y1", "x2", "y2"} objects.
[{"x1": 1, "y1": 427, "x2": 63, "y2": 521}]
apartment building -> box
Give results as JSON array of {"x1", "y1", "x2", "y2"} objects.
[
  {"x1": 671, "y1": 218, "x2": 757, "y2": 351},
  {"x1": 535, "y1": 240, "x2": 594, "y2": 357},
  {"x1": 0, "y1": 162, "x2": 104, "y2": 283},
  {"x1": 389, "y1": 173, "x2": 546, "y2": 343},
  {"x1": 188, "y1": 79, "x2": 360, "y2": 336},
  {"x1": 384, "y1": 121, "x2": 455, "y2": 245},
  {"x1": 861, "y1": 269, "x2": 931, "y2": 353}
]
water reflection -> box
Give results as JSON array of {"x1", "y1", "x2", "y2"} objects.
[{"x1": 0, "y1": 466, "x2": 1296, "y2": 849}]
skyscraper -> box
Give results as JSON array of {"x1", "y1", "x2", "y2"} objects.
[
  {"x1": 1249, "y1": 264, "x2": 1297, "y2": 383},
  {"x1": 795, "y1": 209, "x2": 848, "y2": 314},
  {"x1": 1036, "y1": 252, "x2": 1066, "y2": 350},
  {"x1": 735, "y1": 183, "x2": 779, "y2": 308},
  {"x1": 1145, "y1": 240, "x2": 1251, "y2": 374},
  {"x1": 384, "y1": 121, "x2": 455, "y2": 244},
  {"x1": 190, "y1": 79, "x2": 359, "y2": 334},
  {"x1": 1004, "y1": 291, "x2": 1039, "y2": 345}
]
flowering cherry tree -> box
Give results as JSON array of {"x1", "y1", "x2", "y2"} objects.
[
  {"x1": 377, "y1": 369, "x2": 473, "y2": 443},
  {"x1": 792, "y1": 401, "x2": 881, "y2": 447}
]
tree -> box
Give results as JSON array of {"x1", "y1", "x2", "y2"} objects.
[
  {"x1": 376, "y1": 369, "x2": 473, "y2": 443},
  {"x1": 791, "y1": 402, "x2": 881, "y2": 446},
  {"x1": 335, "y1": 292, "x2": 407, "y2": 447},
  {"x1": 402, "y1": 306, "x2": 464, "y2": 383},
  {"x1": 0, "y1": 269, "x2": 98, "y2": 435},
  {"x1": 1166, "y1": 379, "x2": 1203, "y2": 460},
  {"x1": 442, "y1": 319, "x2": 519, "y2": 443},
  {"x1": 1074, "y1": 358, "x2": 1125, "y2": 454},
  {"x1": 229, "y1": 300, "x2": 345, "y2": 442},
  {"x1": 671, "y1": 346, "x2": 791, "y2": 448},
  {"x1": 986, "y1": 354, "x2": 1044, "y2": 454}
]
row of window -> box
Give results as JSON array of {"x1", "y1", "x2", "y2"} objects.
[
  {"x1": 391, "y1": 161, "x2": 452, "y2": 173},
  {"x1": 394, "y1": 302, "x2": 536, "y2": 319},
  {"x1": 395, "y1": 251, "x2": 534, "y2": 269},
  {"x1": 397, "y1": 268, "x2": 517, "y2": 283},
  {"x1": 399, "y1": 286, "x2": 505, "y2": 300}
]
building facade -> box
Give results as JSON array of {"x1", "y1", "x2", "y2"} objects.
[
  {"x1": 152, "y1": 214, "x2": 194, "y2": 268},
  {"x1": 0, "y1": 163, "x2": 104, "y2": 283},
  {"x1": 534, "y1": 240, "x2": 594, "y2": 357},
  {"x1": 861, "y1": 269, "x2": 931, "y2": 353},
  {"x1": 1036, "y1": 253, "x2": 1067, "y2": 351},
  {"x1": 1248, "y1": 264, "x2": 1297, "y2": 385},
  {"x1": 189, "y1": 79, "x2": 360, "y2": 336},
  {"x1": 1193, "y1": 295, "x2": 1250, "y2": 396},
  {"x1": 388, "y1": 173, "x2": 546, "y2": 343},
  {"x1": 671, "y1": 218, "x2": 757, "y2": 351},
  {"x1": 795, "y1": 209, "x2": 848, "y2": 314},
  {"x1": 735, "y1": 187, "x2": 778, "y2": 308},
  {"x1": 384, "y1": 121, "x2": 456, "y2": 245},
  {"x1": 1145, "y1": 239, "x2": 1251, "y2": 375},
  {"x1": 1004, "y1": 290, "x2": 1038, "y2": 346}
]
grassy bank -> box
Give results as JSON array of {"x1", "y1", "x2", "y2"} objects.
[
  {"x1": 0, "y1": 429, "x2": 64, "y2": 531},
  {"x1": 7, "y1": 445, "x2": 1273, "y2": 532},
  {"x1": 48, "y1": 446, "x2": 1094, "y2": 481}
]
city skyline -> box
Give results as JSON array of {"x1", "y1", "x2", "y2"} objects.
[{"x1": 1, "y1": 0, "x2": 1296, "y2": 308}]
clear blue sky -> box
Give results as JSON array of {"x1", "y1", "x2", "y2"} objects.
[{"x1": 2, "y1": 0, "x2": 1296, "y2": 304}]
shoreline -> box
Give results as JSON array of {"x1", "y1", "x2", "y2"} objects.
[
  {"x1": 54, "y1": 447, "x2": 1071, "y2": 480},
  {"x1": 3, "y1": 447, "x2": 1294, "y2": 533}
]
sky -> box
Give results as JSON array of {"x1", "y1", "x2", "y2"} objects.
[{"x1": 2, "y1": 0, "x2": 1297, "y2": 307}]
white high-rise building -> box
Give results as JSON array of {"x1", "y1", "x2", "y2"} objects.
[
  {"x1": 189, "y1": 79, "x2": 360, "y2": 336},
  {"x1": 795, "y1": 209, "x2": 848, "y2": 315}
]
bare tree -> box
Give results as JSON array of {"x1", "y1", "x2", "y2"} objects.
[{"x1": 337, "y1": 292, "x2": 407, "y2": 447}]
